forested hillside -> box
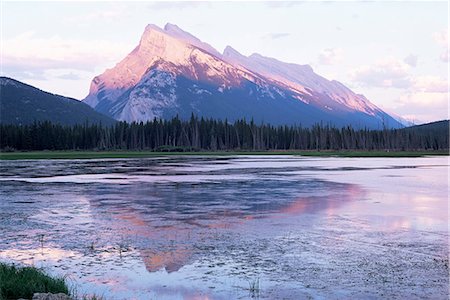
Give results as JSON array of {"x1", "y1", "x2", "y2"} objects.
[
  {"x1": 1, "y1": 117, "x2": 448, "y2": 151},
  {"x1": 0, "y1": 77, "x2": 116, "y2": 126}
]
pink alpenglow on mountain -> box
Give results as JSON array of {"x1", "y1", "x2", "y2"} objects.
[{"x1": 84, "y1": 23, "x2": 402, "y2": 128}]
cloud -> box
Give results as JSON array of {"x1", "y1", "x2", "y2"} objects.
[
  {"x1": 403, "y1": 54, "x2": 418, "y2": 67},
  {"x1": 1, "y1": 66, "x2": 47, "y2": 80},
  {"x1": 383, "y1": 74, "x2": 448, "y2": 123},
  {"x1": 318, "y1": 48, "x2": 343, "y2": 65},
  {"x1": 433, "y1": 30, "x2": 449, "y2": 62},
  {"x1": 67, "y1": 10, "x2": 126, "y2": 23},
  {"x1": 398, "y1": 92, "x2": 448, "y2": 108},
  {"x1": 350, "y1": 57, "x2": 411, "y2": 88},
  {"x1": 148, "y1": 1, "x2": 207, "y2": 10},
  {"x1": 2, "y1": 31, "x2": 132, "y2": 76},
  {"x1": 412, "y1": 76, "x2": 448, "y2": 93},
  {"x1": 265, "y1": 32, "x2": 290, "y2": 40},
  {"x1": 264, "y1": 1, "x2": 304, "y2": 8},
  {"x1": 65, "y1": 4, "x2": 133, "y2": 24},
  {"x1": 56, "y1": 72, "x2": 82, "y2": 80},
  {"x1": 385, "y1": 90, "x2": 449, "y2": 124}
]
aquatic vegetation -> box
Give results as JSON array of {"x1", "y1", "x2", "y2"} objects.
[
  {"x1": 0, "y1": 263, "x2": 69, "y2": 300},
  {"x1": 0, "y1": 156, "x2": 448, "y2": 299},
  {"x1": 248, "y1": 277, "x2": 260, "y2": 298}
]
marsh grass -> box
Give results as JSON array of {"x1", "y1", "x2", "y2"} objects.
[
  {"x1": 117, "y1": 241, "x2": 131, "y2": 259},
  {"x1": 248, "y1": 277, "x2": 260, "y2": 298},
  {"x1": 0, "y1": 263, "x2": 69, "y2": 300},
  {"x1": 0, "y1": 150, "x2": 448, "y2": 160},
  {"x1": 81, "y1": 295, "x2": 104, "y2": 300},
  {"x1": 38, "y1": 234, "x2": 45, "y2": 249}
]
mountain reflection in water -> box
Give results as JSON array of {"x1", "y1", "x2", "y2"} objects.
[
  {"x1": 0, "y1": 156, "x2": 447, "y2": 299},
  {"x1": 82, "y1": 179, "x2": 364, "y2": 273}
]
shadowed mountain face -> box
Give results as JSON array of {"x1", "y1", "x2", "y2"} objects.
[
  {"x1": 404, "y1": 120, "x2": 449, "y2": 133},
  {"x1": 0, "y1": 77, "x2": 116, "y2": 126},
  {"x1": 83, "y1": 23, "x2": 403, "y2": 129}
]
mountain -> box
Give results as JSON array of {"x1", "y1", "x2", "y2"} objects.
[
  {"x1": 0, "y1": 77, "x2": 116, "y2": 126},
  {"x1": 402, "y1": 120, "x2": 449, "y2": 150},
  {"x1": 387, "y1": 111, "x2": 416, "y2": 127},
  {"x1": 83, "y1": 23, "x2": 403, "y2": 129},
  {"x1": 403, "y1": 120, "x2": 449, "y2": 134}
]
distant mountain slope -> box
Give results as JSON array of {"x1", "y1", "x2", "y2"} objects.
[
  {"x1": 0, "y1": 77, "x2": 116, "y2": 126},
  {"x1": 222, "y1": 46, "x2": 378, "y2": 116},
  {"x1": 404, "y1": 120, "x2": 449, "y2": 134},
  {"x1": 400, "y1": 120, "x2": 449, "y2": 150},
  {"x1": 83, "y1": 23, "x2": 403, "y2": 129}
]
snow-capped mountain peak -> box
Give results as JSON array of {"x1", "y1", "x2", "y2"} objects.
[
  {"x1": 223, "y1": 45, "x2": 244, "y2": 58},
  {"x1": 83, "y1": 23, "x2": 402, "y2": 128},
  {"x1": 222, "y1": 47, "x2": 380, "y2": 115},
  {"x1": 162, "y1": 23, "x2": 221, "y2": 57}
]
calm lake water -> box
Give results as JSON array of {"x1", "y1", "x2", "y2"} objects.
[{"x1": 0, "y1": 156, "x2": 448, "y2": 299}]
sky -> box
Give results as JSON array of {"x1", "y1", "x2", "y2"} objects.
[{"x1": 1, "y1": 1, "x2": 448, "y2": 124}]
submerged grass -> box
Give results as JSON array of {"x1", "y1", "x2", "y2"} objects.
[
  {"x1": 248, "y1": 277, "x2": 260, "y2": 298},
  {"x1": 0, "y1": 150, "x2": 448, "y2": 160},
  {"x1": 0, "y1": 263, "x2": 69, "y2": 300}
]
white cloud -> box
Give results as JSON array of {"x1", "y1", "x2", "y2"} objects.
[
  {"x1": 148, "y1": 1, "x2": 208, "y2": 10},
  {"x1": 349, "y1": 56, "x2": 448, "y2": 122},
  {"x1": 65, "y1": 5, "x2": 132, "y2": 23},
  {"x1": 412, "y1": 76, "x2": 448, "y2": 93},
  {"x1": 403, "y1": 54, "x2": 418, "y2": 67},
  {"x1": 350, "y1": 57, "x2": 447, "y2": 92},
  {"x1": 433, "y1": 30, "x2": 449, "y2": 62},
  {"x1": 393, "y1": 78, "x2": 448, "y2": 123},
  {"x1": 265, "y1": 32, "x2": 291, "y2": 40},
  {"x1": 398, "y1": 92, "x2": 448, "y2": 107},
  {"x1": 318, "y1": 48, "x2": 343, "y2": 65},
  {"x1": 68, "y1": 10, "x2": 125, "y2": 23},
  {"x1": 264, "y1": 1, "x2": 304, "y2": 8},
  {"x1": 55, "y1": 72, "x2": 82, "y2": 81},
  {"x1": 350, "y1": 57, "x2": 411, "y2": 88},
  {"x1": 385, "y1": 91, "x2": 449, "y2": 123}
]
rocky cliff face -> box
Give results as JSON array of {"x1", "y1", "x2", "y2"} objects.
[{"x1": 83, "y1": 23, "x2": 402, "y2": 128}]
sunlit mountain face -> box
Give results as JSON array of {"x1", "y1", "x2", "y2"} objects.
[{"x1": 83, "y1": 23, "x2": 402, "y2": 129}]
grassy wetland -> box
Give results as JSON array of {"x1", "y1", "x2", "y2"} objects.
[{"x1": 0, "y1": 149, "x2": 448, "y2": 160}]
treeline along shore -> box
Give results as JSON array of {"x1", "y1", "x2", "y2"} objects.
[{"x1": 1, "y1": 116, "x2": 448, "y2": 152}]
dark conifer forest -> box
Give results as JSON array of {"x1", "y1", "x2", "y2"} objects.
[{"x1": 0, "y1": 116, "x2": 448, "y2": 152}]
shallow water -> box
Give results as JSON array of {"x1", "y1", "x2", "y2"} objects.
[{"x1": 0, "y1": 156, "x2": 448, "y2": 299}]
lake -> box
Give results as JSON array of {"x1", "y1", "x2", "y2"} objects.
[{"x1": 0, "y1": 156, "x2": 448, "y2": 299}]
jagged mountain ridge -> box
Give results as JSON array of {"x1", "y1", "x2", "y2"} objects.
[{"x1": 84, "y1": 23, "x2": 402, "y2": 128}]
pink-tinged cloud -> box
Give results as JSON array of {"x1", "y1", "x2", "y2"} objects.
[
  {"x1": 412, "y1": 76, "x2": 448, "y2": 93},
  {"x1": 398, "y1": 92, "x2": 448, "y2": 108},
  {"x1": 393, "y1": 91, "x2": 448, "y2": 123},
  {"x1": 350, "y1": 57, "x2": 411, "y2": 88},
  {"x1": 433, "y1": 30, "x2": 449, "y2": 62},
  {"x1": 3, "y1": 32, "x2": 132, "y2": 74},
  {"x1": 350, "y1": 58, "x2": 447, "y2": 92},
  {"x1": 318, "y1": 48, "x2": 343, "y2": 65}
]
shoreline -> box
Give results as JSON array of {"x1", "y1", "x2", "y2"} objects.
[{"x1": 0, "y1": 150, "x2": 448, "y2": 160}]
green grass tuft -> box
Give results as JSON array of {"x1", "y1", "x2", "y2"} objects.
[{"x1": 0, "y1": 263, "x2": 69, "y2": 300}]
